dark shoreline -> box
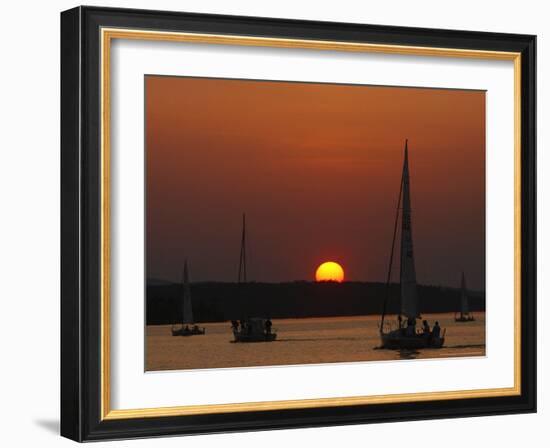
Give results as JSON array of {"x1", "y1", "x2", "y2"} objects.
[{"x1": 146, "y1": 281, "x2": 485, "y2": 325}]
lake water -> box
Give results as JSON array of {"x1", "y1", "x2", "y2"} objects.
[{"x1": 146, "y1": 312, "x2": 485, "y2": 371}]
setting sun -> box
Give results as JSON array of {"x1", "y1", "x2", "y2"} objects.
[{"x1": 315, "y1": 261, "x2": 345, "y2": 283}]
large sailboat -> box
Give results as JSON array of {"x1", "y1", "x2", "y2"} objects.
[
  {"x1": 379, "y1": 140, "x2": 445, "y2": 349},
  {"x1": 232, "y1": 214, "x2": 277, "y2": 343},
  {"x1": 171, "y1": 260, "x2": 206, "y2": 336},
  {"x1": 455, "y1": 272, "x2": 475, "y2": 322}
]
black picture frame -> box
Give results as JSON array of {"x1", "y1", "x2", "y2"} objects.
[{"x1": 61, "y1": 5, "x2": 536, "y2": 442}]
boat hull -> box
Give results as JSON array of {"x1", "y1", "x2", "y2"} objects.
[
  {"x1": 380, "y1": 329, "x2": 444, "y2": 350},
  {"x1": 455, "y1": 315, "x2": 475, "y2": 322},
  {"x1": 171, "y1": 326, "x2": 206, "y2": 336},
  {"x1": 232, "y1": 331, "x2": 277, "y2": 343}
]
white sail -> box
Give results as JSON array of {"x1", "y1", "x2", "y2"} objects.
[
  {"x1": 460, "y1": 271, "x2": 469, "y2": 316},
  {"x1": 182, "y1": 260, "x2": 194, "y2": 324},
  {"x1": 400, "y1": 141, "x2": 419, "y2": 319}
]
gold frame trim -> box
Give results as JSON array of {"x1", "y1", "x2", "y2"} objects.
[{"x1": 100, "y1": 28, "x2": 522, "y2": 421}]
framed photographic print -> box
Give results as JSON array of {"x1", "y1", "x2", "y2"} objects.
[{"x1": 60, "y1": 6, "x2": 536, "y2": 441}]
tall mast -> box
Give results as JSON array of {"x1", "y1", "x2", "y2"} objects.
[
  {"x1": 399, "y1": 140, "x2": 419, "y2": 319},
  {"x1": 182, "y1": 259, "x2": 193, "y2": 324},
  {"x1": 238, "y1": 213, "x2": 247, "y2": 283},
  {"x1": 460, "y1": 271, "x2": 469, "y2": 317}
]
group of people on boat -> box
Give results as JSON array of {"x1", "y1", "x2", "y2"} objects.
[
  {"x1": 231, "y1": 318, "x2": 273, "y2": 335},
  {"x1": 398, "y1": 316, "x2": 441, "y2": 340},
  {"x1": 231, "y1": 317, "x2": 277, "y2": 342}
]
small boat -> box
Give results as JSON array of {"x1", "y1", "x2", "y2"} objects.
[
  {"x1": 231, "y1": 214, "x2": 277, "y2": 343},
  {"x1": 171, "y1": 260, "x2": 206, "y2": 336},
  {"x1": 232, "y1": 317, "x2": 277, "y2": 343},
  {"x1": 172, "y1": 325, "x2": 206, "y2": 337},
  {"x1": 455, "y1": 272, "x2": 475, "y2": 322},
  {"x1": 379, "y1": 140, "x2": 445, "y2": 350}
]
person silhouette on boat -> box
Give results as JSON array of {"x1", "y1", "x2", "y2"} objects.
[
  {"x1": 231, "y1": 320, "x2": 239, "y2": 331},
  {"x1": 265, "y1": 319, "x2": 272, "y2": 335},
  {"x1": 422, "y1": 320, "x2": 431, "y2": 334},
  {"x1": 406, "y1": 318, "x2": 416, "y2": 336},
  {"x1": 432, "y1": 321, "x2": 441, "y2": 339}
]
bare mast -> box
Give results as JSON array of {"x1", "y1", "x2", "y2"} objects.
[
  {"x1": 460, "y1": 272, "x2": 469, "y2": 317},
  {"x1": 238, "y1": 213, "x2": 247, "y2": 283},
  {"x1": 181, "y1": 259, "x2": 193, "y2": 324}
]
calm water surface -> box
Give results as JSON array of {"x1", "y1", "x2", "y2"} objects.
[{"x1": 146, "y1": 313, "x2": 485, "y2": 371}]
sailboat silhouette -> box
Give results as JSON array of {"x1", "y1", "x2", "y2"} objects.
[
  {"x1": 455, "y1": 272, "x2": 475, "y2": 322},
  {"x1": 379, "y1": 140, "x2": 445, "y2": 349},
  {"x1": 232, "y1": 214, "x2": 277, "y2": 343},
  {"x1": 171, "y1": 260, "x2": 206, "y2": 336}
]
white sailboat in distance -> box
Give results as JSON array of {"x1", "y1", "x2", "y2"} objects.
[
  {"x1": 455, "y1": 271, "x2": 475, "y2": 322},
  {"x1": 379, "y1": 140, "x2": 445, "y2": 349},
  {"x1": 171, "y1": 260, "x2": 205, "y2": 336}
]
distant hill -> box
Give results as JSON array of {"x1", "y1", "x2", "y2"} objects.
[{"x1": 146, "y1": 281, "x2": 485, "y2": 325}]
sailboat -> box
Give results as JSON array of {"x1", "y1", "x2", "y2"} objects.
[
  {"x1": 171, "y1": 260, "x2": 206, "y2": 336},
  {"x1": 455, "y1": 272, "x2": 475, "y2": 322},
  {"x1": 232, "y1": 214, "x2": 277, "y2": 343},
  {"x1": 379, "y1": 140, "x2": 445, "y2": 349}
]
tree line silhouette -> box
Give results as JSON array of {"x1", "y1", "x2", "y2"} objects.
[{"x1": 146, "y1": 281, "x2": 486, "y2": 325}]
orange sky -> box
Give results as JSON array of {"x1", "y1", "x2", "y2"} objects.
[{"x1": 146, "y1": 76, "x2": 485, "y2": 289}]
